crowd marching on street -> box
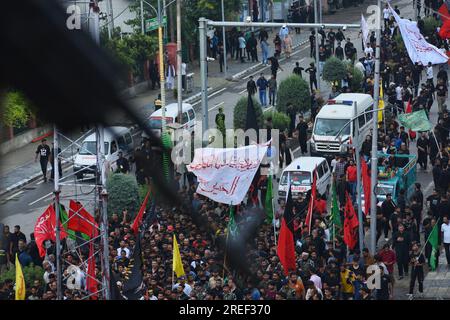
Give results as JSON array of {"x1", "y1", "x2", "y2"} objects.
[{"x1": 3, "y1": 1, "x2": 450, "y2": 301}]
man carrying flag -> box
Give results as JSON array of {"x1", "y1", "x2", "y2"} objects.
[
  {"x1": 343, "y1": 192, "x2": 359, "y2": 250},
  {"x1": 277, "y1": 188, "x2": 296, "y2": 276},
  {"x1": 428, "y1": 219, "x2": 440, "y2": 271},
  {"x1": 15, "y1": 254, "x2": 25, "y2": 300},
  {"x1": 173, "y1": 234, "x2": 185, "y2": 280},
  {"x1": 305, "y1": 167, "x2": 317, "y2": 234},
  {"x1": 378, "y1": 80, "x2": 385, "y2": 125}
]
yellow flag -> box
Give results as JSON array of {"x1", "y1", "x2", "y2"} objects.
[
  {"x1": 377, "y1": 81, "x2": 384, "y2": 123},
  {"x1": 15, "y1": 254, "x2": 26, "y2": 300},
  {"x1": 172, "y1": 235, "x2": 185, "y2": 278}
]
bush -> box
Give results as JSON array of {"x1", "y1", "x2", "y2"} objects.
[
  {"x1": 263, "y1": 111, "x2": 291, "y2": 132},
  {"x1": 347, "y1": 64, "x2": 365, "y2": 93},
  {"x1": 233, "y1": 96, "x2": 264, "y2": 130},
  {"x1": 276, "y1": 75, "x2": 310, "y2": 114},
  {"x1": 0, "y1": 264, "x2": 44, "y2": 287},
  {"x1": 106, "y1": 173, "x2": 140, "y2": 219},
  {"x1": 0, "y1": 91, "x2": 34, "y2": 128},
  {"x1": 423, "y1": 16, "x2": 441, "y2": 37},
  {"x1": 323, "y1": 56, "x2": 347, "y2": 84}
]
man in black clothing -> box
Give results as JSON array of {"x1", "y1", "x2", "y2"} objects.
[
  {"x1": 416, "y1": 132, "x2": 430, "y2": 170},
  {"x1": 268, "y1": 57, "x2": 283, "y2": 78},
  {"x1": 335, "y1": 42, "x2": 344, "y2": 60},
  {"x1": 116, "y1": 151, "x2": 130, "y2": 174},
  {"x1": 410, "y1": 183, "x2": 424, "y2": 214},
  {"x1": 293, "y1": 62, "x2": 304, "y2": 77},
  {"x1": 376, "y1": 266, "x2": 392, "y2": 300},
  {"x1": 393, "y1": 224, "x2": 411, "y2": 280},
  {"x1": 296, "y1": 115, "x2": 309, "y2": 155},
  {"x1": 381, "y1": 194, "x2": 397, "y2": 240},
  {"x1": 328, "y1": 29, "x2": 336, "y2": 53},
  {"x1": 35, "y1": 139, "x2": 51, "y2": 182},
  {"x1": 50, "y1": 143, "x2": 62, "y2": 181},
  {"x1": 427, "y1": 190, "x2": 440, "y2": 219},
  {"x1": 409, "y1": 242, "x2": 425, "y2": 298},
  {"x1": 259, "y1": 28, "x2": 268, "y2": 42},
  {"x1": 247, "y1": 75, "x2": 257, "y2": 96},
  {"x1": 309, "y1": 31, "x2": 316, "y2": 58},
  {"x1": 344, "y1": 38, "x2": 354, "y2": 60},
  {"x1": 10, "y1": 225, "x2": 26, "y2": 260},
  {"x1": 305, "y1": 63, "x2": 318, "y2": 92}
]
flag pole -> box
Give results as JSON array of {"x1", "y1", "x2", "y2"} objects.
[
  {"x1": 419, "y1": 218, "x2": 440, "y2": 258},
  {"x1": 223, "y1": 203, "x2": 232, "y2": 279},
  {"x1": 430, "y1": 128, "x2": 443, "y2": 159},
  {"x1": 270, "y1": 168, "x2": 277, "y2": 246}
]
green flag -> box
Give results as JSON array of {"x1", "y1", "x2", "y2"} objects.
[
  {"x1": 227, "y1": 206, "x2": 238, "y2": 238},
  {"x1": 330, "y1": 181, "x2": 342, "y2": 239},
  {"x1": 429, "y1": 222, "x2": 439, "y2": 271},
  {"x1": 265, "y1": 175, "x2": 274, "y2": 224},
  {"x1": 60, "y1": 204, "x2": 90, "y2": 241},
  {"x1": 398, "y1": 109, "x2": 432, "y2": 132}
]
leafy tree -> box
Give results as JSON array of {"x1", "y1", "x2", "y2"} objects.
[
  {"x1": 263, "y1": 111, "x2": 291, "y2": 132},
  {"x1": 322, "y1": 56, "x2": 347, "y2": 84},
  {"x1": 276, "y1": 75, "x2": 310, "y2": 114},
  {"x1": 233, "y1": 97, "x2": 264, "y2": 130},
  {"x1": 0, "y1": 91, "x2": 34, "y2": 128},
  {"x1": 423, "y1": 16, "x2": 441, "y2": 37},
  {"x1": 347, "y1": 64, "x2": 365, "y2": 93},
  {"x1": 0, "y1": 264, "x2": 44, "y2": 287},
  {"x1": 106, "y1": 173, "x2": 140, "y2": 219}
]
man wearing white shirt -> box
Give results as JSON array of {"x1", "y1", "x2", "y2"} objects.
[
  {"x1": 309, "y1": 268, "x2": 322, "y2": 290},
  {"x1": 364, "y1": 43, "x2": 374, "y2": 58},
  {"x1": 383, "y1": 4, "x2": 391, "y2": 28},
  {"x1": 441, "y1": 216, "x2": 450, "y2": 265},
  {"x1": 279, "y1": 25, "x2": 289, "y2": 40},
  {"x1": 117, "y1": 240, "x2": 130, "y2": 258},
  {"x1": 395, "y1": 83, "x2": 404, "y2": 112}
]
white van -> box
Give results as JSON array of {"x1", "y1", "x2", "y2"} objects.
[
  {"x1": 278, "y1": 157, "x2": 331, "y2": 200},
  {"x1": 142, "y1": 102, "x2": 196, "y2": 139},
  {"x1": 74, "y1": 126, "x2": 134, "y2": 179},
  {"x1": 310, "y1": 93, "x2": 374, "y2": 159}
]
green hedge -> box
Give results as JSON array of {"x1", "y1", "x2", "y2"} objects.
[
  {"x1": 323, "y1": 56, "x2": 347, "y2": 84},
  {"x1": 276, "y1": 75, "x2": 310, "y2": 114},
  {"x1": 0, "y1": 264, "x2": 44, "y2": 288},
  {"x1": 347, "y1": 64, "x2": 364, "y2": 93},
  {"x1": 106, "y1": 173, "x2": 140, "y2": 219},
  {"x1": 233, "y1": 96, "x2": 264, "y2": 130}
]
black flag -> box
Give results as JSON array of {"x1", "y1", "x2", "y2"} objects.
[
  {"x1": 122, "y1": 233, "x2": 144, "y2": 300},
  {"x1": 245, "y1": 94, "x2": 259, "y2": 144}
]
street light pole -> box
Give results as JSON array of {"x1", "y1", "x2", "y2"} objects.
[
  {"x1": 221, "y1": 0, "x2": 228, "y2": 78},
  {"x1": 370, "y1": 0, "x2": 382, "y2": 255},
  {"x1": 141, "y1": 0, "x2": 145, "y2": 34},
  {"x1": 314, "y1": 0, "x2": 320, "y2": 91},
  {"x1": 158, "y1": 0, "x2": 167, "y2": 131},
  {"x1": 177, "y1": 0, "x2": 182, "y2": 125},
  {"x1": 199, "y1": 17, "x2": 208, "y2": 135}
]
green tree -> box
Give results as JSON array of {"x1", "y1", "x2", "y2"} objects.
[
  {"x1": 423, "y1": 16, "x2": 441, "y2": 37},
  {"x1": 276, "y1": 75, "x2": 310, "y2": 114},
  {"x1": 106, "y1": 173, "x2": 140, "y2": 219},
  {"x1": 322, "y1": 56, "x2": 347, "y2": 85},
  {"x1": 347, "y1": 64, "x2": 364, "y2": 93},
  {"x1": 233, "y1": 97, "x2": 264, "y2": 130},
  {"x1": 0, "y1": 91, "x2": 34, "y2": 128},
  {"x1": 0, "y1": 264, "x2": 44, "y2": 287},
  {"x1": 263, "y1": 111, "x2": 290, "y2": 132}
]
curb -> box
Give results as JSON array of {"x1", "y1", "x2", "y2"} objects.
[{"x1": 0, "y1": 156, "x2": 75, "y2": 198}]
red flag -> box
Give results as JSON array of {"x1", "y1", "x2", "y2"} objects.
[
  {"x1": 34, "y1": 205, "x2": 67, "y2": 257},
  {"x1": 277, "y1": 218, "x2": 296, "y2": 275},
  {"x1": 131, "y1": 190, "x2": 151, "y2": 235},
  {"x1": 405, "y1": 99, "x2": 416, "y2": 139},
  {"x1": 361, "y1": 157, "x2": 371, "y2": 216},
  {"x1": 86, "y1": 240, "x2": 98, "y2": 299},
  {"x1": 305, "y1": 167, "x2": 317, "y2": 233},
  {"x1": 439, "y1": 3, "x2": 450, "y2": 22},
  {"x1": 343, "y1": 192, "x2": 359, "y2": 250},
  {"x1": 277, "y1": 189, "x2": 296, "y2": 276},
  {"x1": 68, "y1": 200, "x2": 99, "y2": 238}
]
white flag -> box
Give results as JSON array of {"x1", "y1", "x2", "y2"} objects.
[
  {"x1": 187, "y1": 142, "x2": 269, "y2": 205},
  {"x1": 361, "y1": 14, "x2": 369, "y2": 44},
  {"x1": 389, "y1": 4, "x2": 448, "y2": 65}
]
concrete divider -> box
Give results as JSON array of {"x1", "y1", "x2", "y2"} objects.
[{"x1": 0, "y1": 125, "x2": 52, "y2": 156}]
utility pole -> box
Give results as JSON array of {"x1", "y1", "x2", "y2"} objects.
[
  {"x1": 158, "y1": 0, "x2": 167, "y2": 130},
  {"x1": 319, "y1": 0, "x2": 323, "y2": 24},
  {"x1": 354, "y1": 102, "x2": 364, "y2": 251},
  {"x1": 163, "y1": 0, "x2": 168, "y2": 43},
  {"x1": 108, "y1": 0, "x2": 114, "y2": 33},
  {"x1": 314, "y1": 0, "x2": 320, "y2": 91},
  {"x1": 106, "y1": 0, "x2": 112, "y2": 39},
  {"x1": 177, "y1": 0, "x2": 182, "y2": 124},
  {"x1": 199, "y1": 17, "x2": 208, "y2": 135},
  {"x1": 53, "y1": 125, "x2": 62, "y2": 300},
  {"x1": 221, "y1": 0, "x2": 228, "y2": 78},
  {"x1": 370, "y1": 0, "x2": 382, "y2": 255},
  {"x1": 89, "y1": 2, "x2": 100, "y2": 45},
  {"x1": 141, "y1": 0, "x2": 145, "y2": 34}
]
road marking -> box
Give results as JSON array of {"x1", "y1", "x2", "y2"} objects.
[
  {"x1": 264, "y1": 106, "x2": 274, "y2": 112},
  {"x1": 239, "y1": 88, "x2": 247, "y2": 95},
  {"x1": 5, "y1": 190, "x2": 24, "y2": 201},
  {"x1": 192, "y1": 88, "x2": 227, "y2": 106},
  {"x1": 36, "y1": 180, "x2": 44, "y2": 185},
  {"x1": 28, "y1": 192, "x2": 53, "y2": 206},
  {"x1": 293, "y1": 146, "x2": 301, "y2": 154},
  {"x1": 209, "y1": 102, "x2": 225, "y2": 112},
  {"x1": 423, "y1": 180, "x2": 434, "y2": 195}
]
